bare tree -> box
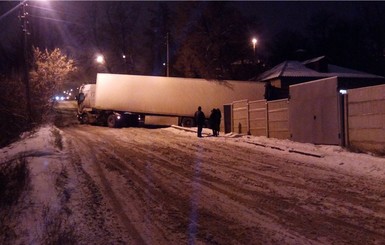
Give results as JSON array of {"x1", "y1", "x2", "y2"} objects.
[
  {"x1": 173, "y1": 2, "x2": 260, "y2": 79},
  {"x1": 0, "y1": 75, "x2": 28, "y2": 147},
  {"x1": 145, "y1": 2, "x2": 174, "y2": 76},
  {"x1": 73, "y1": 2, "x2": 143, "y2": 75}
]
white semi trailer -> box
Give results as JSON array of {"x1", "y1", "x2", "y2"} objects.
[{"x1": 77, "y1": 73, "x2": 264, "y2": 128}]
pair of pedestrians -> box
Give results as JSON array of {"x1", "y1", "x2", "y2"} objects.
[{"x1": 194, "y1": 106, "x2": 221, "y2": 138}]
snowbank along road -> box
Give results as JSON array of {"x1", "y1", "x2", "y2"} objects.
[{"x1": 1, "y1": 101, "x2": 385, "y2": 244}]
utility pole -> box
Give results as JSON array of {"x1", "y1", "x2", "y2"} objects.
[
  {"x1": 20, "y1": 1, "x2": 32, "y2": 122},
  {"x1": 166, "y1": 32, "x2": 170, "y2": 77}
]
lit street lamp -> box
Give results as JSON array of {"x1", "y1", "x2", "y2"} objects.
[
  {"x1": 95, "y1": 54, "x2": 112, "y2": 73},
  {"x1": 252, "y1": 37, "x2": 258, "y2": 58},
  {"x1": 96, "y1": 54, "x2": 105, "y2": 64}
]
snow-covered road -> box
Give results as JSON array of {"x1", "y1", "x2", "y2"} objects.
[
  {"x1": 1, "y1": 103, "x2": 385, "y2": 244},
  {"x1": 61, "y1": 125, "x2": 385, "y2": 244}
]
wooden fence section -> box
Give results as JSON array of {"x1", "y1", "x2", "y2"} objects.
[
  {"x1": 231, "y1": 99, "x2": 289, "y2": 139},
  {"x1": 346, "y1": 84, "x2": 385, "y2": 154},
  {"x1": 267, "y1": 99, "x2": 290, "y2": 139}
]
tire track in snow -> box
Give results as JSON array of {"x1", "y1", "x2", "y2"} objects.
[
  {"x1": 64, "y1": 127, "x2": 146, "y2": 244},
  {"x1": 91, "y1": 129, "x2": 260, "y2": 244},
  {"x1": 117, "y1": 127, "x2": 385, "y2": 244},
  {"x1": 62, "y1": 125, "x2": 385, "y2": 244},
  {"x1": 91, "y1": 127, "x2": 319, "y2": 244}
]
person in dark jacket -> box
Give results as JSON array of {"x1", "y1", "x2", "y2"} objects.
[
  {"x1": 194, "y1": 106, "x2": 206, "y2": 137},
  {"x1": 209, "y1": 108, "x2": 222, "y2": 136}
]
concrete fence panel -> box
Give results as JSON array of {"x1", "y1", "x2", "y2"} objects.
[
  {"x1": 232, "y1": 100, "x2": 249, "y2": 134},
  {"x1": 230, "y1": 99, "x2": 289, "y2": 139},
  {"x1": 347, "y1": 84, "x2": 385, "y2": 154},
  {"x1": 249, "y1": 100, "x2": 268, "y2": 136},
  {"x1": 267, "y1": 99, "x2": 290, "y2": 139}
]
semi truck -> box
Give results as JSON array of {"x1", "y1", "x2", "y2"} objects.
[{"x1": 77, "y1": 73, "x2": 264, "y2": 128}]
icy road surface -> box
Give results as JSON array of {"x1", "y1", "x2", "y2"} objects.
[
  {"x1": 1, "y1": 102, "x2": 385, "y2": 244},
  {"x1": 61, "y1": 126, "x2": 385, "y2": 244}
]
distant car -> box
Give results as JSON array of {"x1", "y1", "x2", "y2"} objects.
[
  {"x1": 54, "y1": 89, "x2": 76, "y2": 101},
  {"x1": 53, "y1": 95, "x2": 67, "y2": 101}
]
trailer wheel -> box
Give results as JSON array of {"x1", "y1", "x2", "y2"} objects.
[
  {"x1": 107, "y1": 114, "x2": 117, "y2": 128},
  {"x1": 181, "y1": 117, "x2": 194, "y2": 127},
  {"x1": 80, "y1": 113, "x2": 89, "y2": 124}
]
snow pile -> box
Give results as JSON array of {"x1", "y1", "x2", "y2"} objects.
[
  {"x1": 169, "y1": 125, "x2": 385, "y2": 179},
  {"x1": 0, "y1": 125, "x2": 69, "y2": 244}
]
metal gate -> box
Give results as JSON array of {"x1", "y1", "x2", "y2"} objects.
[{"x1": 289, "y1": 77, "x2": 342, "y2": 145}]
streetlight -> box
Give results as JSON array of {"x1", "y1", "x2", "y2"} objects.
[
  {"x1": 96, "y1": 54, "x2": 104, "y2": 64},
  {"x1": 252, "y1": 37, "x2": 258, "y2": 58},
  {"x1": 95, "y1": 54, "x2": 112, "y2": 73}
]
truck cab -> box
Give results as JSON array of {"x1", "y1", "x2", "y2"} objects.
[{"x1": 77, "y1": 84, "x2": 141, "y2": 128}]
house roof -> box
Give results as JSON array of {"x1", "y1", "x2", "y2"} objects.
[
  {"x1": 302, "y1": 55, "x2": 326, "y2": 65},
  {"x1": 254, "y1": 57, "x2": 384, "y2": 82}
]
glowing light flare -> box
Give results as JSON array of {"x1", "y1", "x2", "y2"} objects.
[
  {"x1": 251, "y1": 37, "x2": 258, "y2": 52},
  {"x1": 252, "y1": 38, "x2": 258, "y2": 46},
  {"x1": 96, "y1": 55, "x2": 104, "y2": 64}
]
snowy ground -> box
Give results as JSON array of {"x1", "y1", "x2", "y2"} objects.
[{"x1": 0, "y1": 103, "x2": 385, "y2": 244}]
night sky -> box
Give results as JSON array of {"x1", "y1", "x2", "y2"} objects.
[
  {"x1": 232, "y1": 1, "x2": 360, "y2": 45},
  {"x1": 0, "y1": 1, "x2": 383, "y2": 79},
  {"x1": 0, "y1": 1, "x2": 365, "y2": 50}
]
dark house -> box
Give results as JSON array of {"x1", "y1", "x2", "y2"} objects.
[{"x1": 253, "y1": 56, "x2": 385, "y2": 100}]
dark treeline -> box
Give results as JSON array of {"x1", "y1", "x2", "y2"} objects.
[
  {"x1": 267, "y1": 3, "x2": 385, "y2": 77},
  {"x1": 1, "y1": 2, "x2": 385, "y2": 81}
]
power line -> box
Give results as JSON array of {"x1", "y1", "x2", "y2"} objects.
[
  {"x1": 29, "y1": 14, "x2": 83, "y2": 26},
  {"x1": 0, "y1": 2, "x2": 22, "y2": 22}
]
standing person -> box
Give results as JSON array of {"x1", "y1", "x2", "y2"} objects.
[
  {"x1": 209, "y1": 108, "x2": 217, "y2": 136},
  {"x1": 215, "y1": 108, "x2": 222, "y2": 136},
  {"x1": 194, "y1": 106, "x2": 206, "y2": 137}
]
